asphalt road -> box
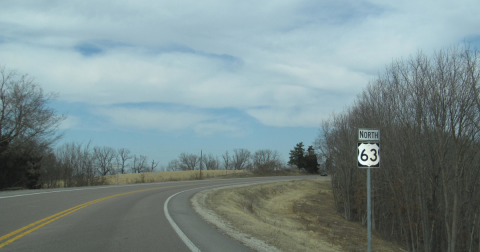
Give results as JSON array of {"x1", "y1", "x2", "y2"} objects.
[{"x1": 0, "y1": 175, "x2": 314, "y2": 252}]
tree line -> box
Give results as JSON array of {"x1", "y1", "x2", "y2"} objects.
[
  {"x1": 165, "y1": 149, "x2": 286, "y2": 173},
  {"x1": 316, "y1": 46, "x2": 480, "y2": 252},
  {"x1": 165, "y1": 144, "x2": 323, "y2": 174},
  {"x1": 0, "y1": 65, "x2": 318, "y2": 189},
  {"x1": 37, "y1": 146, "x2": 298, "y2": 188},
  {"x1": 39, "y1": 143, "x2": 159, "y2": 188},
  {"x1": 0, "y1": 66, "x2": 159, "y2": 189}
]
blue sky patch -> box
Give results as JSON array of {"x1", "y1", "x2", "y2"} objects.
[
  {"x1": 74, "y1": 43, "x2": 103, "y2": 56},
  {"x1": 297, "y1": 0, "x2": 387, "y2": 25},
  {"x1": 465, "y1": 35, "x2": 480, "y2": 49}
]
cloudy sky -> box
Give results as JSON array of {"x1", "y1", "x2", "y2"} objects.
[{"x1": 1, "y1": 0, "x2": 479, "y2": 168}]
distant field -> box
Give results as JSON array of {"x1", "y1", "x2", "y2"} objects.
[
  {"x1": 42, "y1": 169, "x2": 305, "y2": 188},
  {"x1": 103, "y1": 170, "x2": 250, "y2": 185}
]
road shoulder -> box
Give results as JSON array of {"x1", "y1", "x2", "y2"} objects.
[
  {"x1": 191, "y1": 178, "x2": 404, "y2": 252},
  {"x1": 191, "y1": 182, "x2": 281, "y2": 252}
]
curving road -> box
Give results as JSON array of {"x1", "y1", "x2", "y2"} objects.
[{"x1": 0, "y1": 176, "x2": 314, "y2": 252}]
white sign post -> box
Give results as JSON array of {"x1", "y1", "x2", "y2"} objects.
[{"x1": 358, "y1": 128, "x2": 380, "y2": 252}]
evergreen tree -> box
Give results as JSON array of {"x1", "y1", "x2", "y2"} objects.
[
  {"x1": 304, "y1": 146, "x2": 319, "y2": 174},
  {"x1": 288, "y1": 142, "x2": 305, "y2": 169}
]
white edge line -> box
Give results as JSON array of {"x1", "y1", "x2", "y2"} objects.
[
  {"x1": 163, "y1": 183, "x2": 261, "y2": 252},
  {"x1": 164, "y1": 188, "x2": 205, "y2": 252},
  {"x1": 162, "y1": 180, "x2": 291, "y2": 252}
]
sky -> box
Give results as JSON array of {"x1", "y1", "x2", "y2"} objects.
[{"x1": 1, "y1": 0, "x2": 479, "y2": 169}]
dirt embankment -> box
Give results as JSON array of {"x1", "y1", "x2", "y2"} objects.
[{"x1": 191, "y1": 179, "x2": 405, "y2": 252}]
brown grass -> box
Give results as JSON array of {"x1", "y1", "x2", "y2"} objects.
[
  {"x1": 103, "y1": 170, "x2": 250, "y2": 185},
  {"x1": 46, "y1": 169, "x2": 308, "y2": 188},
  {"x1": 203, "y1": 179, "x2": 406, "y2": 252}
]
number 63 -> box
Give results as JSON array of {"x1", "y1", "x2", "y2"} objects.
[{"x1": 360, "y1": 149, "x2": 378, "y2": 162}]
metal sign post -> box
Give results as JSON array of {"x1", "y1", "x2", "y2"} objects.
[
  {"x1": 358, "y1": 129, "x2": 380, "y2": 252},
  {"x1": 200, "y1": 150, "x2": 203, "y2": 180}
]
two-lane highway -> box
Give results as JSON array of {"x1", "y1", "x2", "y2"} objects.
[{"x1": 0, "y1": 176, "x2": 314, "y2": 251}]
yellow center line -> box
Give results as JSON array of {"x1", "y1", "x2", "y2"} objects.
[{"x1": 0, "y1": 182, "x2": 206, "y2": 249}]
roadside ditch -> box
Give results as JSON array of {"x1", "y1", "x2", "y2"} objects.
[{"x1": 191, "y1": 178, "x2": 405, "y2": 252}]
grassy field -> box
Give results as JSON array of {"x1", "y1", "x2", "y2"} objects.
[
  {"x1": 41, "y1": 169, "x2": 307, "y2": 188},
  {"x1": 103, "y1": 169, "x2": 250, "y2": 185},
  {"x1": 195, "y1": 179, "x2": 405, "y2": 252}
]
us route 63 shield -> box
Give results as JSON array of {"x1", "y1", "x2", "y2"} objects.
[{"x1": 357, "y1": 143, "x2": 380, "y2": 168}]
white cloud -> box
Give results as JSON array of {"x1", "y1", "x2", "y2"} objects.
[
  {"x1": 1, "y1": 0, "x2": 479, "y2": 128},
  {"x1": 93, "y1": 106, "x2": 245, "y2": 136},
  {"x1": 246, "y1": 98, "x2": 346, "y2": 128},
  {"x1": 194, "y1": 122, "x2": 243, "y2": 136},
  {"x1": 95, "y1": 107, "x2": 210, "y2": 131}
]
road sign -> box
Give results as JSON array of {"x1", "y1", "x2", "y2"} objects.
[
  {"x1": 358, "y1": 129, "x2": 380, "y2": 142},
  {"x1": 357, "y1": 128, "x2": 380, "y2": 252},
  {"x1": 358, "y1": 143, "x2": 380, "y2": 168}
]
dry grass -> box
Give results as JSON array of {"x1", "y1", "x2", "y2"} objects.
[
  {"x1": 103, "y1": 169, "x2": 249, "y2": 185},
  {"x1": 45, "y1": 169, "x2": 307, "y2": 188},
  {"x1": 202, "y1": 179, "x2": 405, "y2": 252}
]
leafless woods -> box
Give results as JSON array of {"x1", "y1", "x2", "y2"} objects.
[
  {"x1": 166, "y1": 148, "x2": 284, "y2": 173},
  {"x1": 0, "y1": 67, "x2": 65, "y2": 189},
  {"x1": 316, "y1": 47, "x2": 480, "y2": 252},
  {"x1": 40, "y1": 143, "x2": 159, "y2": 188}
]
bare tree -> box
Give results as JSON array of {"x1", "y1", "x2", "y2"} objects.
[
  {"x1": 39, "y1": 149, "x2": 61, "y2": 188},
  {"x1": 232, "y1": 148, "x2": 251, "y2": 170},
  {"x1": 0, "y1": 67, "x2": 66, "y2": 153},
  {"x1": 93, "y1": 146, "x2": 116, "y2": 176},
  {"x1": 222, "y1": 150, "x2": 231, "y2": 170},
  {"x1": 131, "y1": 155, "x2": 148, "y2": 173},
  {"x1": 54, "y1": 142, "x2": 98, "y2": 187},
  {"x1": 252, "y1": 149, "x2": 281, "y2": 172},
  {"x1": 178, "y1": 152, "x2": 198, "y2": 170},
  {"x1": 202, "y1": 153, "x2": 218, "y2": 170},
  {"x1": 0, "y1": 66, "x2": 66, "y2": 189},
  {"x1": 166, "y1": 159, "x2": 181, "y2": 171},
  {"x1": 316, "y1": 45, "x2": 480, "y2": 252},
  {"x1": 150, "y1": 159, "x2": 158, "y2": 172},
  {"x1": 216, "y1": 156, "x2": 221, "y2": 171},
  {"x1": 116, "y1": 148, "x2": 132, "y2": 174},
  {"x1": 158, "y1": 164, "x2": 166, "y2": 172}
]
